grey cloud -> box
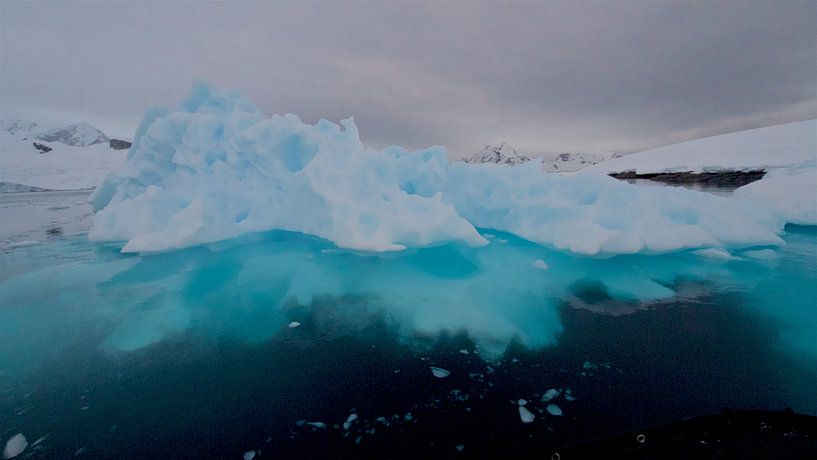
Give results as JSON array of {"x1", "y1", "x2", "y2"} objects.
[{"x1": 2, "y1": 1, "x2": 815, "y2": 158}]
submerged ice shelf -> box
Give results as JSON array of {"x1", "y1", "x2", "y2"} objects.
[
  {"x1": 2, "y1": 226, "x2": 815, "y2": 377},
  {"x1": 89, "y1": 84, "x2": 798, "y2": 256}
]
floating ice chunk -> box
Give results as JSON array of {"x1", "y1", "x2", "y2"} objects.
[
  {"x1": 582, "y1": 361, "x2": 598, "y2": 370},
  {"x1": 542, "y1": 389, "x2": 560, "y2": 402},
  {"x1": 459, "y1": 349, "x2": 470, "y2": 355},
  {"x1": 517, "y1": 399, "x2": 528, "y2": 406},
  {"x1": 430, "y1": 366, "x2": 451, "y2": 378},
  {"x1": 533, "y1": 259, "x2": 549, "y2": 270},
  {"x1": 243, "y1": 451, "x2": 256, "y2": 460},
  {"x1": 306, "y1": 422, "x2": 326, "y2": 429},
  {"x1": 692, "y1": 248, "x2": 739, "y2": 260},
  {"x1": 456, "y1": 444, "x2": 465, "y2": 451},
  {"x1": 90, "y1": 84, "x2": 789, "y2": 256},
  {"x1": 343, "y1": 413, "x2": 358, "y2": 430},
  {"x1": 2, "y1": 434, "x2": 27, "y2": 459},
  {"x1": 546, "y1": 404, "x2": 563, "y2": 416},
  {"x1": 7, "y1": 240, "x2": 39, "y2": 248},
  {"x1": 287, "y1": 321, "x2": 301, "y2": 329},
  {"x1": 518, "y1": 406, "x2": 536, "y2": 423}
]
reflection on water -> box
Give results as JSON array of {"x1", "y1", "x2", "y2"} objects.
[
  {"x1": 621, "y1": 178, "x2": 737, "y2": 196},
  {"x1": 0, "y1": 190, "x2": 93, "y2": 250}
]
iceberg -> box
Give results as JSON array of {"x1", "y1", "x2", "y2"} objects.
[{"x1": 91, "y1": 84, "x2": 794, "y2": 256}]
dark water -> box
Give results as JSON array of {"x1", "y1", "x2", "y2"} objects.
[{"x1": 2, "y1": 287, "x2": 816, "y2": 458}]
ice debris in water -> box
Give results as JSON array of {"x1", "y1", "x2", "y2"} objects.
[
  {"x1": 2, "y1": 434, "x2": 27, "y2": 459},
  {"x1": 343, "y1": 413, "x2": 358, "y2": 430},
  {"x1": 533, "y1": 259, "x2": 549, "y2": 270},
  {"x1": 517, "y1": 398, "x2": 528, "y2": 406},
  {"x1": 243, "y1": 451, "x2": 256, "y2": 460},
  {"x1": 542, "y1": 389, "x2": 560, "y2": 402},
  {"x1": 518, "y1": 406, "x2": 536, "y2": 423},
  {"x1": 456, "y1": 444, "x2": 465, "y2": 451},
  {"x1": 287, "y1": 321, "x2": 301, "y2": 329},
  {"x1": 546, "y1": 404, "x2": 563, "y2": 416},
  {"x1": 90, "y1": 84, "x2": 789, "y2": 255},
  {"x1": 306, "y1": 422, "x2": 326, "y2": 429},
  {"x1": 430, "y1": 366, "x2": 451, "y2": 378}
]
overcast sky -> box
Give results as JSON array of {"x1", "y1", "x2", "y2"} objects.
[{"x1": 2, "y1": 1, "x2": 815, "y2": 158}]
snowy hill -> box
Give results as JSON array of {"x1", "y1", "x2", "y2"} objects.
[
  {"x1": 462, "y1": 143, "x2": 531, "y2": 165},
  {"x1": 590, "y1": 119, "x2": 817, "y2": 174},
  {"x1": 540, "y1": 152, "x2": 624, "y2": 173},
  {"x1": 35, "y1": 122, "x2": 110, "y2": 147},
  {"x1": 0, "y1": 116, "x2": 128, "y2": 191}
]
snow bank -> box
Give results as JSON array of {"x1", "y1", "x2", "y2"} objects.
[
  {"x1": 589, "y1": 119, "x2": 816, "y2": 174},
  {"x1": 733, "y1": 166, "x2": 817, "y2": 226},
  {"x1": 91, "y1": 85, "x2": 798, "y2": 255}
]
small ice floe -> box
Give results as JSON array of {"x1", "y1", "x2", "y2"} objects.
[
  {"x1": 3, "y1": 434, "x2": 27, "y2": 459},
  {"x1": 343, "y1": 414, "x2": 358, "y2": 430},
  {"x1": 30, "y1": 436, "x2": 48, "y2": 449},
  {"x1": 542, "y1": 389, "x2": 560, "y2": 402},
  {"x1": 546, "y1": 404, "x2": 563, "y2": 416},
  {"x1": 74, "y1": 447, "x2": 86, "y2": 456},
  {"x1": 533, "y1": 259, "x2": 549, "y2": 270},
  {"x1": 455, "y1": 444, "x2": 465, "y2": 452},
  {"x1": 80, "y1": 406, "x2": 90, "y2": 411},
  {"x1": 243, "y1": 450, "x2": 256, "y2": 460},
  {"x1": 565, "y1": 388, "x2": 576, "y2": 401},
  {"x1": 497, "y1": 239, "x2": 508, "y2": 244},
  {"x1": 458, "y1": 349, "x2": 470, "y2": 355},
  {"x1": 404, "y1": 413, "x2": 413, "y2": 421},
  {"x1": 517, "y1": 399, "x2": 528, "y2": 406},
  {"x1": 518, "y1": 406, "x2": 535, "y2": 423},
  {"x1": 7, "y1": 240, "x2": 39, "y2": 248},
  {"x1": 287, "y1": 321, "x2": 301, "y2": 329},
  {"x1": 430, "y1": 366, "x2": 450, "y2": 378},
  {"x1": 483, "y1": 233, "x2": 496, "y2": 239},
  {"x1": 582, "y1": 361, "x2": 598, "y2": 370},
  {"x1": 691, "y1": 248, "x2": 739, "y2": 261},
  {"x1": 306, "y1": 422, "x2": 326, "y2": 429}
]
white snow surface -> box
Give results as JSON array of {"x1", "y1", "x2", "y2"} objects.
[
  {"x1": 35, "y1": 122, "x2": 109, "y2": 147},
  {"x1": 91, "y1": 85, "x2": 808, "y2": 255},
  {"x1": 1, "y1": 118, "x2": 127, "y2": 191},
  {"x1": 733, "y1": 166, "x2": 817, "y2": 226},
  {"x1": 590, "y1": 119, "x2": 816, "y2": 174},
  {"x1": 540, "y1": 152, "x2": 622, "y2": 173},
  {"x1": 461, "y1": 142, "x2": 530, "y2": 165}
]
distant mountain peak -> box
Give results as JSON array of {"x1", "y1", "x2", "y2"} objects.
[
  {"x1": 462, "y1": 142, "x2": 531, "y2": 165},
  {"x1": 35, "y1": 122, "x2": 109, "y2": 147}
]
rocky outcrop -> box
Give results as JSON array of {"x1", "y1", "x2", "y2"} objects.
[
  {"x1": 109, "y1": 139, "x2": 132, "y2": 150},
  {"x1": 609, "y1": 170, "x2": 766, "y2": 188},
  {"x1": 33, "y1": 142, "x2": 52, "y2": 153}
]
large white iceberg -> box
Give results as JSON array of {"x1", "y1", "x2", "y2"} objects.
[{"x1": 91, "y1": 85, "x2": 795, "y2": 255}]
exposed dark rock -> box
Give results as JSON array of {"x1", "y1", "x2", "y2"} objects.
[
  {"x1": 609, "y1": 170, "x2": 766, "y2": 188},
  {"x1": 109, "y1": 139, "x2": 132, "y2": 150},
  {"x1": 33, "y1": 142, "x2": 52, "y2": 153}
]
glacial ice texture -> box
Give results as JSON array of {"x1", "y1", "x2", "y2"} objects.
[{"x1": 89, "y1": 84, "x2": 797, "y2": 256}]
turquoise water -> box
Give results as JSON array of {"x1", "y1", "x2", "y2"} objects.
[{"x1": 1, "y1": 224, "x2": 815, "y2": 456}]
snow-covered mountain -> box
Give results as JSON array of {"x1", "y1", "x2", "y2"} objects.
[
  {"x1": 462, "y1": 143, "x2": 623, "y2": 172},
  {"x1": 461, "y1": 143, "x2": 531, "y2": 165},
  {"x1": 0, "y1": 116, "x2": 128, "y2": 191},
  {"x1": 35, "y1": 122, "x2": 109, "y2": 147},
  {"x1": 540, "y1": 152, "x2": 624, "y2": 173}
]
